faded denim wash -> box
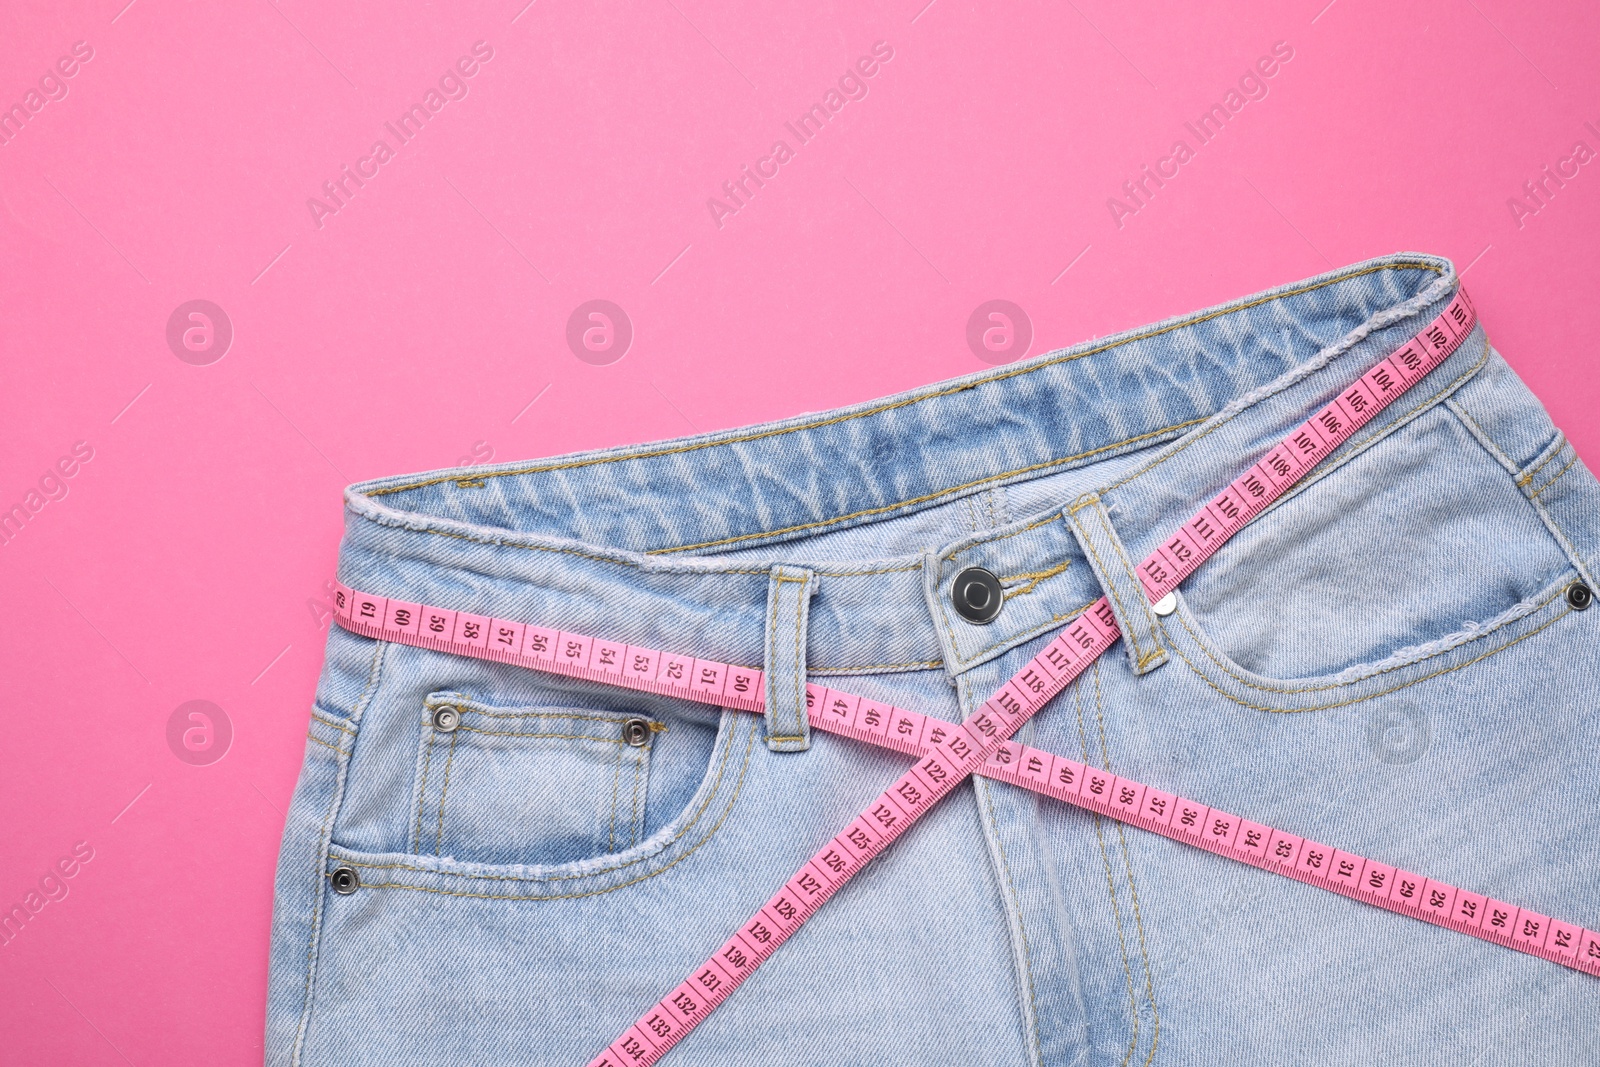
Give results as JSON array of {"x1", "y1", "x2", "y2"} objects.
[{"x1": 267, "y1": 253, "x2": 1600, "y2": 1065}]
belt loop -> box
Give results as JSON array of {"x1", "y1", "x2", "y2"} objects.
[
  {"x1": 763, "y1": 565, "x2": 818, "y2": 753},
  {"x1": 1066, "y1": 492, "x2": 1169, "y2": 676}
]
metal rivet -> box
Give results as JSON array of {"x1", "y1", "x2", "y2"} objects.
[
  {"x1": 1569, "y1": 582, "x2": 1594, "y2": 611},
  {"x1": 329, "y1": 866, "x2": 360, "y2": 895},
  {"x1": 431, "y1": 705, "x2": 461, "y2": 733},
  {"x1": 622, "y1": 717, "x2": 652, "y2": 747},
  {"x1": 1152, "y1": 592, "x2": 1178, "y2": 617},
  {"x1": 951, "y1": 567, "x2": 1003, "y2": 625}
]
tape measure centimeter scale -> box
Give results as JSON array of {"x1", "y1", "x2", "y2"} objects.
[{"x1": 326, "y1": 288, "x2": 1591, "y2": 1064}]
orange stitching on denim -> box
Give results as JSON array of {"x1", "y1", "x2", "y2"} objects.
[
  {"x1": 1169, "y1": 585, "x2": 1564, "y2": 695},
  {"x1": 952, "y1": 601, "x2": 1098, "y2": 672},
  {"x1": 762, "y1": 572, "x2": 812, "y2": 746},
  {"x1": 1168, "y1": 607, "x2": 1568, "y2": 713},
  {"x1": 433, "y1": 730, "x2": 459, "y2": 856},
  {"x1": 977, "y1": 776, "x2": 1044, "y2": 1066},
  {"x1": 1075, "y1": 673, "x2": 1140, "y2": 1066},
  {"x1": 1076, "y1": 507, "x2": 1155, "y2": 669},
  {"x1": 1093, "y1": 662, "x2": 1161, "y2": 1066},
  {"x1": 1067, "y1": 492, "x2": 1099, "y2": 515},
  {"x1": 608, "y1": 731, "x2": 624, "y2": 853},
  {"x1": 944, "y1": 513, "x2": 1063, "y2": 561},
  {"x1": 655, "y1": 421, "x2": 1206, "y2": 555},
  {"x1": 413, "y1": 722, "x2": 436, "y2": 854},
  {"x1": 793, "y1": 574, "x2": 809, "y2": 742},
  {"x1": 815, "y1": 563, "x2": 924, "y2": 577},
  {"x1": 629, "y1": 747, "x2": 645, "y2": 849},
  {"x1": 370, "y1": 263, "x2": 1439, "y2": 500},
  {"x1": 305, "y1": 733, "x2": 343, "y2": 754},
  {"x1": 454, "y1": 727, "x2": 641, "y2": 743},
  {"x1": 1094, "y1": 502, "x2": 1164, "y2": 670},
  {"x1": 348, "y1": 515, "x2": 776, "y2": 576},
  {"x1": 336, "y1": 715, "x2": 751, "y2": 884},
  {"x1": 294, "y1": 639, "x2": 385, "y2": 1067},
  {"x1": 809, "y1": 658, "x2": 945, "y2": 674},
  {"x1": 1001, "y1": 560, "x2": 1072, "y2": 600},
  {"x1": 1117, "y1": 819, "x2": 1161, "y2": 1067},
  {"x1": 311, "y1": 714, "x2": 356, "y2": 735},
  {"x1": 1517, "y1": 435, "x2": 1567, "y2": 486},
  {"x1": 425, "y1": 696, "x2": 656, "y2": 727},
  {"x1": 340, "y1": 719, "x2": 758, "y2": 900},
  {"x1": 1531, "y1": 454, "x2": 1579, "y2": 499},
  {"x1": 1103, "y1": 296, "x2": 1480, "y2": 498}
]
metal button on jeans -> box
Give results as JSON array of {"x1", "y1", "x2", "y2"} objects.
[
  {"x1": 329, "y1": 866, "x2": 360, "y2": 895},
  {"x1": 622, "y1": 717, "x2": 652, "y2": 746},
  {"x1": 1569, "y1": 582, "x2": 1594, "y2": 611},
  {"x1": 951, "y1": 566, "x2": 1004, "y2": 625},
  {"x1": 431, "y1": 705, "x2": 461, "y2": 733}
]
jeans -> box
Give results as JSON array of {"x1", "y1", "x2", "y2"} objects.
[{"x1": 266, "y1": 253, "x2": 1600, "y2": 1065}]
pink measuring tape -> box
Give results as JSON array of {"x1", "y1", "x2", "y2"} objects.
[{"x1": 329, "y1": 287, "x2": 1599, "y2": 1066}]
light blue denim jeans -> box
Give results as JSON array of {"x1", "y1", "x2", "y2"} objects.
[{"x1": 267, "y1": 253, "x2": 1600, "y2": 1065}]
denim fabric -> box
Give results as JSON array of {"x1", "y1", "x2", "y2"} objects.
[{"x1": 266, "y1": 253, "x2": 1600, "y2": 1066}]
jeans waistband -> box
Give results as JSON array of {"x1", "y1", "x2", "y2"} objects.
[{"x1": 340, "y1": 253, "x2": 1484, "y2": 680}]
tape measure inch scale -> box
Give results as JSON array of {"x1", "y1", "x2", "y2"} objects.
[{"x1": 327, "y1": 288, "x2": 1597, "y2": 1065}]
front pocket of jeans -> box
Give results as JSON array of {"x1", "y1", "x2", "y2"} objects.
[
  {"x1": 1171, "y1": 403, "x2": 1575, "y2": 686},
  {"x1": 410, "y1": 693, "x2": 662, "y2": 866}
]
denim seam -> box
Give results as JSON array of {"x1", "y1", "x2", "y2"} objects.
[
  {"x1": 1074, "y1": 505, "x2": 1158, "y2": 670},
  {"x1": 608, "y1": 735, "x2": 625, "y2": 853},
  {"x1": 1093, "y1": 503, "x2": 1166, "y2": 670},
  {"x1": 291, "y1": 639, "x2": 388, "y2": 1067},
  {"x1": 1170, "y1": 584, "x2": 1564, "y2": 695},
  {"x1": 433, "y1": 731, "x2": 460, "y2": 856},
  {"x1": 817, "y1": 563, "x2": 924, "y2": 577},
  {"x1": 345, "y1": 511, "x2": 776, "y2": 576},
  {"x1": 1444, "y1": 400, "x2": 1519, "y2": 474},
  {"x1": 1167, "y1": 607, "x2": 1569, "y2": 713},
  {"x1": 412, "y1": 724, "x2": 436, "y2": 855},
  {"x1": 629, "y1": 748, "x2": 644, "y2": 848},
  {"x1": 1174, "y1": 341, "x2": 1491, "y2": 539},
  {"x1": 335, "y1": 715, "x2": 749, "y2": 885},
  {"x1": 945, "y1": 514, "x2": 1061, "y2": 561},
  {"x1": 657, "y1": 419, "x2": 1209, "y2": 555},
  {"x1": 305, "y1": 733, "x2": 342, "y2": 754},
  {"x1": 1516, "y1": 431, "x2": 1569, "y2": 486},
  {"x1": 337, "y1": 719, "x2": 758, "y2": 900},
  {"x1": 949, "y1": 600, "x2": 1099, "y2": 673},
  {"x1": 764, "y1": 580, "x2": 783, "y2": 742},
  {"x1": 1001, "y1": 560, "x2": 1073, "y2": 600},
  {"x1": 1530, "y1": 454, "x2": 1579, "y2": 499},
  {"x1": 454, "y1": 728, "x2": 647, "y2": 743},
  {"x1": 1524, "y1": 489, "x2": 1599, "y2": 591},
  {"x1": 1094, "y1": 663, "x2": 1161, "y2": 1067},
  {"x1": 368, "y1": 262, "x2": 1440, "y2": 498},
  {"x1": 1447, "y1": 403, "x2": 1599, "y2": 588},
  {"x1": 1114, "y1": 822, "x2": 1160, "y2": 1067},
  {"x1": 1075, "y1": 674, "x2": 1140, "y2": 1066},
  {"x1": 1102, "y1": 307, "x2": 1478, "y2": 501},
  {"x1": 426, "y1": 695, "x2": 666, "y2": 728},
  {"x1": 976, "y1": 774, "x2": 1045, "y2": 1067},
  {"x1": 792, "y1": 574, "x2": 808, "y2": 741},
  {"x1": 310, "y1": 713, "x2": 356, "y2": 736},
  {"x1": 765, "y1": 573, "x2": 813, "y2": 744},
  {"x1": 809, "y1": 659, "x2": 945, "y2": 674}
]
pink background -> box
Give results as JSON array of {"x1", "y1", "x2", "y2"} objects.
[{"x1": 2, "y1": 0, "x2": 1596, "y2": 1062}]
